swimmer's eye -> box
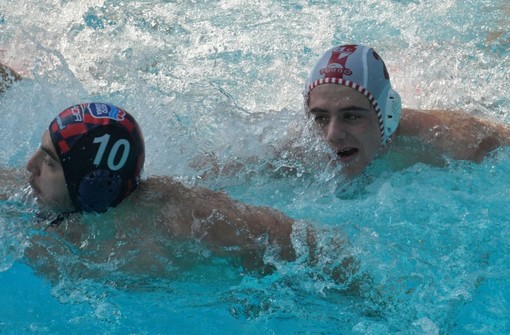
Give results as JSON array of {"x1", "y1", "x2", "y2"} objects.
[
  {"x1": 43, "y1": 157, "x2": 54, "y2": 167},
  {"x1": 43, "y1": 155, "x2": 57, "y2": 168},
  {"x1": 343, "y1": 112, "x2": 362, "y2": 121},
  {"x1": 312, "y1": 114, "x2": 330, "y2": 125}
]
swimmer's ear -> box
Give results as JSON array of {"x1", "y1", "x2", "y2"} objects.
[{"x1": 76, "y1": 169, "x2": 122, "y2": 213}]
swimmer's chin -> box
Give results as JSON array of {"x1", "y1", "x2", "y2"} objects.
[
  {"x1": 27, "y1": 187, "x2": 45, "y2": 206},
  {"x1": 340, "y1": 168, "x2": 365, "y2": 178},
  {"x1": 14, "y1": 186, "x2": 40, "y2": 208},
  {"x1": 32, "y1": 196, "x2": 74, "y2": 214},
  {"x1": 330, "y1": 157, "x2": 367, "y2": 178}
]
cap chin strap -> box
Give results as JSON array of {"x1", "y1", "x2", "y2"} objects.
[{"x1": 76, "y1": 169, "x2": 122, "y2": 213}]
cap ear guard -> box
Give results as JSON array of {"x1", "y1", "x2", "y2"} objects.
[
  {"x1": 77, "y1": 169, "x2": 122, "y2": 212},
  {"x1": 383, "y1": 88, "x2": 401, "y2": 141}
]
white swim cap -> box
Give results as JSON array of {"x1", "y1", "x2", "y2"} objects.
[{"x1": 304, "y1": 44, "x2": 401, "y2": 145}]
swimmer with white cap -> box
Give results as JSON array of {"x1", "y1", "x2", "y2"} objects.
[{"x1": 304, "y1": 44, "x2": 510, "y2": 176}]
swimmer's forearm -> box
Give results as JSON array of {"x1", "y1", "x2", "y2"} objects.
[
  {"x1": 198, "y1": 205, "x2": 297, "y2": 262},
  {"x1": 247, "y1": 207, "x2": 297, "y2": 261}
]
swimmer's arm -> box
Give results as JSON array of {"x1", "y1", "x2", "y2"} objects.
[
  {"x1": 141, "y1": 177, "x2": 353, "y2": 281},
  {"x1": 397, "y1": 108, "x2": 510, "y2": 161},
  {"x1": 150, "y1": 177, "x2": 300, "y2": 260},
  {"x1": 188, "y1": 185, "x2": 358, "y2": 286},
  {"x1": 23, "y1": 234, "x2": 68, "y2": 283},
  {"x1": 135, "y1": 177, "x2": 298, "y2": 261},
  {"x1": 0, "y1": 63, "x2": 21, "y2": 93},
  {"x1": 187, "y1": 186, "x2": 298, "y2": 262}
]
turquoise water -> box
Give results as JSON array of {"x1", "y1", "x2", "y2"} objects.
[{"x1": 1, "y1": 0, "x2": 509, "y2": 333}]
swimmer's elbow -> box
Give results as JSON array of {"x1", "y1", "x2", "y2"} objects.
[{"x1": 473, "y1": 135, "x2": 503, "y2": 162}]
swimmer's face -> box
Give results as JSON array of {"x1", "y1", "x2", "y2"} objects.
[
  {"x1": 26, "y1": 130, "x2": 74, "y2": 213},
  {"x1": 307, "y1": 84, "x2": 381, "y2": 177}
]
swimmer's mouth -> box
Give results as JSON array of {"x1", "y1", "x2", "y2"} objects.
[
  {"x1": 336, "y1": 147, "x2": 358, "y2": 162},
  {"x1": 29, "y1": 180, "x2": 40, "y2": 197}
]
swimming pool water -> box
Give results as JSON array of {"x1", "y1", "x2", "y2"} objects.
[{"x1": 1, "y1": 0, "x2": 509, "y2": 333}]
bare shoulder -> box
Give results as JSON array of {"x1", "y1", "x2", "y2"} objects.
[
  {"x1": 137, "y1": 176, "x2": 189, "y2": 196},
  {"x1": 400, "y1": 108, "x2": 510, "y2": 129},
  {"x1": 137, "y1": 176, "x2": 254, "y2": 218},
  {"x1": 124, "y1": 176, "x2": 246, "y2": 233},
  {"x1": 395, "y1": 108, "x2": 510, "y2": 161},
  {"x1": 397, "y1": 108, "x2": 467, "y2": 136}
]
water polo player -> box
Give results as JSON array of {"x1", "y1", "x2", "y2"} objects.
[
  {"x1": 26, "y1": 102, "x2": 144, "y2": 213},
  {"x1": 23, "y1": 104, "x2": 331, "y2": 276},
  {"x1": 304, "y1": 44, "x2": 510, "y2": 176}
]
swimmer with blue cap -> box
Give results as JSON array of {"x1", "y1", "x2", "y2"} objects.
[
  {"x1": 20, "y1": 103, "x2": 340, "y2": 278},
  {"x1": 304, "y1": 44, "x2": 510, "y2": 176},
  {"x1": 27, "y1": 103, "x2": 145, "y2": 213}
]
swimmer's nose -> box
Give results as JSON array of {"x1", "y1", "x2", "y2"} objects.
[
  {"x1": 325, "y1": 117, "x2": 347, "y2": 144},
  {"x1": 26, "y1": 153, "x2": 40, "y2": 176}
]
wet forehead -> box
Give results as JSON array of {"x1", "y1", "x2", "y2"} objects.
[{"x1": 308, "y1": 84, "x2": 373, "y2": 110}]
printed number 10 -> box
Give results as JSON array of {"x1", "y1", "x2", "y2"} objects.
[{"x1": 93, "y1": 134, "x2": 130, "y2": 171}]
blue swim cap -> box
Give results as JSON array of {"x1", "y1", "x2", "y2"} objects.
[
  {"x1": 304, "y1": 44, "x2": 401, "y2": 145},
  {"x1": 49, "y1": 103, "x2": 145, "y2": 212}
]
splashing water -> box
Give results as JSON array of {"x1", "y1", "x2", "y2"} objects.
[{"x1": 0, "y1": 0, "x2": 509, "y2": 333}]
